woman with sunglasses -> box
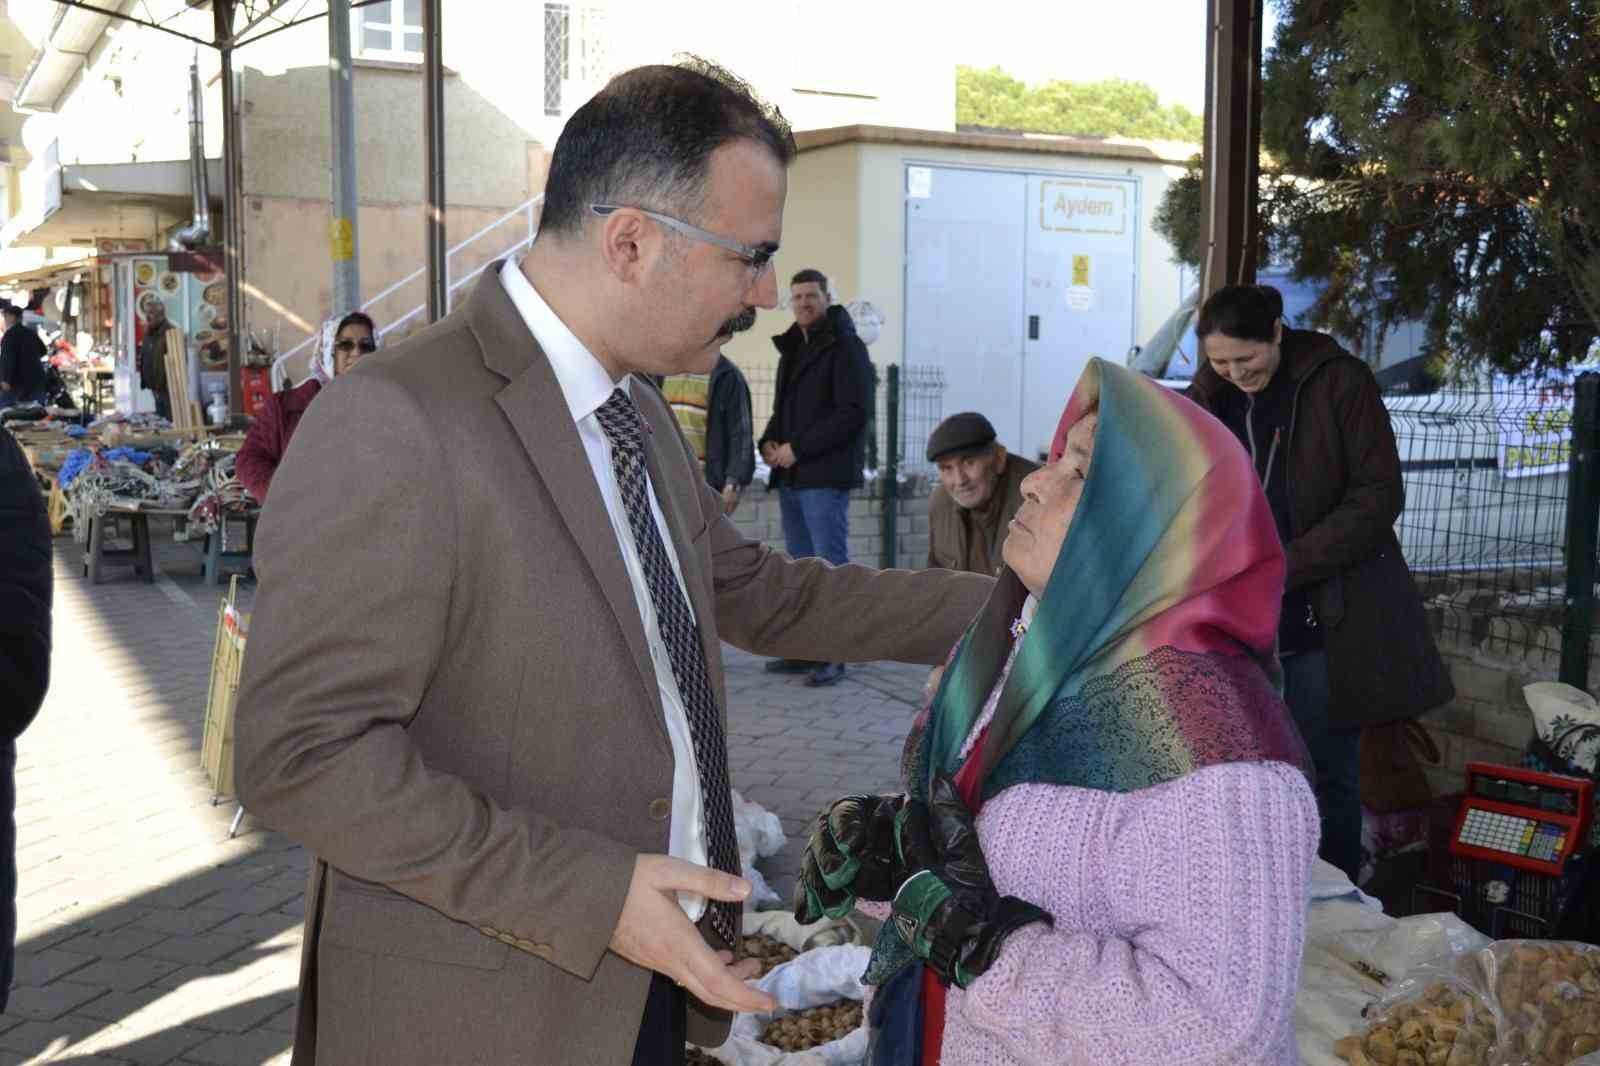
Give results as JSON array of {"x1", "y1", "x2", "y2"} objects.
[{"x1": 236, "y1": 311, "x2": 378, "y2": 504}]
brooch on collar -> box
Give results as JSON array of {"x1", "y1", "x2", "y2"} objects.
[{"x1": 1009, "y1": 616, "x2": 1029, "y2": 639}]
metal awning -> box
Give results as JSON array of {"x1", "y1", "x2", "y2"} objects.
[
  {"x1": 11, "y1": 2, "x2": 121, "y2": 114},
  {"x1": 3, "y1": 157, "x2": 223, "y2": 249}
]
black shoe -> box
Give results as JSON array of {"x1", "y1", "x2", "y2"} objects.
[
  {"x1": 765, "y1": 658, "x2": 821, "y2": 675},
  {"x1": 806, "y1": 662, "x2": 846, "y2": 687}
]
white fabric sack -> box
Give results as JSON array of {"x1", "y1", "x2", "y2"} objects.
[
  {"x1": 703, "y1": 945, "x2": 871, "y2": 1066},
  {"x1": 741, "y1": 911, "x2": 863, "y2": 952}
]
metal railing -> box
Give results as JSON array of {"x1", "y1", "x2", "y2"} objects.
[
  {"x1": 1388, "y1": 373, "x2": 1600, "y2": 681},
  {"x1": 270, "y1": 194, "x2": 542, "y2": 387}
]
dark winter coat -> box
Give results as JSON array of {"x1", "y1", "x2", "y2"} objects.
[
  {"x1": 760, "y1": 305, "x2": 873, "y2": 491},
  {"x1": 0, "y1": 324, "x2": 46, "y2": 400},
  {"x1": 704, "y1": 356, "x2": 756, "y2": 492},
  {"x1": 1189, "y1": 328, "x2": 1454, "y2": 725},
  {"x1": 0, "y1": 426, "x2": 47, "y2": 1015}
]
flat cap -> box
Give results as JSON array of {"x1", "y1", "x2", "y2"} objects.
[{"x1": 927, "y1": 412, "x2": 998, "y2": 462}]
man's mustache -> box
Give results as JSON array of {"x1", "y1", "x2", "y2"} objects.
[{"x1": 717, "y1": 307, "x2": 758, "y2": 338}]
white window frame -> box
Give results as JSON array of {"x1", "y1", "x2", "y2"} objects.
[
  {"x1": 355, "y1": 1, "x2": 423, "y2": 63},
  {"x1": 542, "y1": 3, "x2": 609, "y2": 120}
]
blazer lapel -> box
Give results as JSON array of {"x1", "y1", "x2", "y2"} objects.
[{"x1": 467, "y1": 263, "x2": 670, "y2": 750}]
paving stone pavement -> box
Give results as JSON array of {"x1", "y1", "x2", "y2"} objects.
[{"x1": 10, "y1": 523, "x2": 932, "y2": 1064}]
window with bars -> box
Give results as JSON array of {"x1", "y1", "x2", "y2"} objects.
[
  {"x1": 359, "y1": 0, "x2": 423, "y2": 62},
  {"x1": 543, "y1": 3, "x2": 609, "y2": 118}
]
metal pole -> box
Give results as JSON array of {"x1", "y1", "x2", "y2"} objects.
[
  {"x1": 423, "y1": 0, "x2": 447, "y2": 320},
  {"x1": 881, "y1": 364, "x2": 900, "y2": 570},
  {"x1": 1197, "y1": 0, "x2": 1263, "y2": 299},
  {"x1": 328, "y1": 0, "x2": 361, "y2": 316},
  {"x1": 216, "y1": 1, "x2": 245, "y2": 414},
  {"x1": 1560, "y1": 373, "x2": 1600, "y2": 688}
]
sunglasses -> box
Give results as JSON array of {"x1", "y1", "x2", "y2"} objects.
[{"x1": 335, "y1": 337, "x2": 378, "y2": 354}]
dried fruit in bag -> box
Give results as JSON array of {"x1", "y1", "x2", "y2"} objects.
[
  {"x1": 1336, "y1": 978, "x2": 1497, "y2": 1066},
  {"x1": 1477, "y1": 940, "x2": 1600, "y2": 1066}
]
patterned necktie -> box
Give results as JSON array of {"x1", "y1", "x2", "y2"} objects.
[{"x1": 594, "y1": 388, "x2": 742, "y2": 948}]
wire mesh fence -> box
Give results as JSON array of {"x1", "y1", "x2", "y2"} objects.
[
  {"x1": 745, "y1": 362, "x2": 947, "y2": 486},
  {"x1": 1386, "y1": 379, "x2": 1582, "y2": 662}
]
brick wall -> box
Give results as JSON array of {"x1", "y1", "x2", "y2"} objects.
[
  {"x1": 731, "y1": 478, "x2": 935, "y2": 568},
  {"x1": 1412, "y1": 605, "x2": 1600, "y2": 797}
]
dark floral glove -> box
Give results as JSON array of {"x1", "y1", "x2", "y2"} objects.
[
  {"x1": 890, "y1": 774, "x2": 1053, "y2": 988},
  {"x1": 793, "y1": 793, "x2": 909, "y2": 924}
]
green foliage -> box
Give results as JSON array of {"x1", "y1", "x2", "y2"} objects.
[
  {"x1": 956, "y1": 66, "x2": 1204, "y2": 142},
  {"x1": 1152, "y1": 0, "x2": 1600, "y2": 374}
]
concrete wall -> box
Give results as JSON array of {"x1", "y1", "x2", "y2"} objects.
[
  {"x1": 725, "y1": 137, "x2": 1191, "y2": 377},
  {"x1": 730, "y1": 480, "x2": 934, "y2": 569},
  {"x1": 247, "y1": 196, "x2": 536, "y2": 382},
  {"x1": 240, "y1": 62, "x2": 537, "y2": 208}
]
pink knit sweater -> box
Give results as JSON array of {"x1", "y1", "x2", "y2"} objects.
[{"x1": 863, "y1": 623, "x2": 1319, "y2": 1064}]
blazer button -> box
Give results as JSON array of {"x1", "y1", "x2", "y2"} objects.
[
  {"x1": 514, "y1": 937, "x2": 536, "y2": 951},
  {"x1": 531, "y1": 943, "x2": 552, "y2": 959},
  {"x1": 648, "y1": 798, "x2": 671, "y2": 821}
]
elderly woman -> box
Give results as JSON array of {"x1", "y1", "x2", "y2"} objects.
[
  {"x1": 236, "y1": 311, "x2": 377, "y2": 504},
  {"x1": 795, "y1": 359, "x2": 1318, "y2": 1065}
]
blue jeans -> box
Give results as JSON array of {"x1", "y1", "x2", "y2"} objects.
[
  {"x1": 779, "y1": 487, "x2": 850, "y2": 566},
  {"x1": 1282, "y1": 650, "x2": 1363, "y2": 881}
]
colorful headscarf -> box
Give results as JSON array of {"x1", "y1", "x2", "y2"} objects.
[{"x1": 909, "y1": 357, "x2": 1309, "y2": 803}]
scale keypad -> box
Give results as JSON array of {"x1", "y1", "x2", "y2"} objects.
[{"x1": 1458, "y1": 807, "x2": 1567, "y2": 862}]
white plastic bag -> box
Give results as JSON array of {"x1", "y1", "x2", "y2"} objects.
[{"x1": 733, "y1": 789, "x2": 787, "y2": 866}]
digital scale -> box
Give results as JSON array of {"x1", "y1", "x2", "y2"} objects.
[{"x1": 1449, "y1": 763, "x2": 1594, "y2": 876}]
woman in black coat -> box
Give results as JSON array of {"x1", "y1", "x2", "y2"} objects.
[{"x1": 1186, "y1": 285, "x2": 1452, "y2": 880}]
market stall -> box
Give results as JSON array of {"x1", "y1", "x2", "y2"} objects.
[{"x1": 10, "y1": 413, "x2": 259, "y2": 582}]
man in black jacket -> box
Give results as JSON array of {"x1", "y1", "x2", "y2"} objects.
[
  {"x1": 0, "y1": 426, "x2": 51, "y2": 1011},
  {"x1": 759, "y1": 269, "x2": 873, "y2": 687},
  {"x1": 661, "y1": 355, "x2": 757, "y2": 515},
  {"x1": 0, "y1": 304, "x2": 47, "y2": 408}
]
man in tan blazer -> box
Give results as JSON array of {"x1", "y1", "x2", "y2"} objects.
[{"x1": 233, "y1": 60, "x2": 992, "y2": 1066}]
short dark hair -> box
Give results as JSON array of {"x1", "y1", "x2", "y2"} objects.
[
  {"x1": 790, "y1": 269, "x2": 829, "y2": 294},
  {"x1": 1196, "y1": 284, "x2": 1283, "y2": 344},
  {"x1": 539, "y1": 57, "x2": 795, "y2": 238},
  {"x1": 335, "y1": 311, "x2": 376, "y2": 337}
]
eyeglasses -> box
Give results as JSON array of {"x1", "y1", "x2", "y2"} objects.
[
  {"x1": 590, "y1": 204, "x2": 777, "y2": 276},
  {"x1": 335, "y1": 337, "x2": 378, "y2": 354}
]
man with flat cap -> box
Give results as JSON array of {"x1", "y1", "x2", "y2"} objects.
[{"x1": 925, "y1": 411, "x2": 1037, "y2": 577}]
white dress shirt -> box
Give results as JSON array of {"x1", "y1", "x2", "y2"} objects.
[{"x1": 502, "y1": 260, "x2": 710, "y2": 920}]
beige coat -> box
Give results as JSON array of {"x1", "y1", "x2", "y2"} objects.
[{"x1": 233, "y1": 263, "x2": 993, "y2": 1066}]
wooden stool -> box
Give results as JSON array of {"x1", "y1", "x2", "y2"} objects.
[
  {"x1": 203, "y1": 510, "x2": 260, "y2": 585},
  {"x1": 83, "y1": 508, "x2": 154, "y2": 585}
]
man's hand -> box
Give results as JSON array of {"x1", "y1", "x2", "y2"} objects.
[
  {"x1": 771, "y1": 443, "x2": 798, "y2": 469},
  {"x1": 721, "y1": 484, "x2": 740, "y2": 515},
  {"x1": 609, "y1": 855, "x2": 776, "y2": 1015},
  {"x1": 760, "y1": 441, "x2": 779, "y2": 465}
]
